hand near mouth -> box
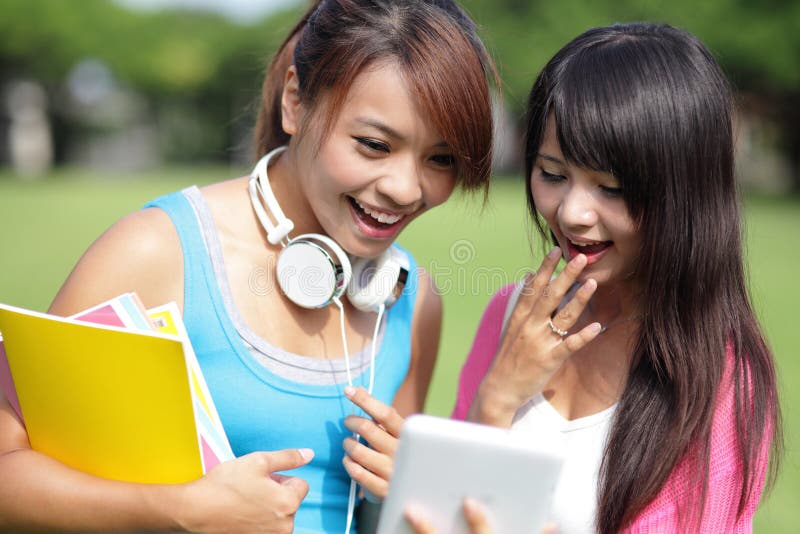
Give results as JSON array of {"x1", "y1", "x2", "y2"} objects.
[{"x1": 467, "y1": 247, "x2": 603, "y2": 427}]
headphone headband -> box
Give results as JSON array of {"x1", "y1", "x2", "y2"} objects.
[{"x1": 250, "y1": 146, "x2": 294, "y2": 245}]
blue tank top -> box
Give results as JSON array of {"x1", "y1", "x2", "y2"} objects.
[{"x1": 145, "y1": 189, "x2": 418, "y2": 533}]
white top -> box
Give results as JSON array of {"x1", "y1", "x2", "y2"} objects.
[{"x1": 510, "y1": 394, "x2": 616, "y2": 534}]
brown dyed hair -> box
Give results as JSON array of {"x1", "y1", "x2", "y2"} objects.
[
  {"x1": 254, "y1": 0, "x2": 497, "y2": 193},
  {"x1": 524, "y1": 23, "x2": 782, "y2": 532}
]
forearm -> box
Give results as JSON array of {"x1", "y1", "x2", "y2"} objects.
[{"x1": 0, "y1": 448, "x2": 183, "y2": 533}]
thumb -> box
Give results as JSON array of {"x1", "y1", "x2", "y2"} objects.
[{"x1": 251, "y1": 448, "x2": 314, "y2": 475}]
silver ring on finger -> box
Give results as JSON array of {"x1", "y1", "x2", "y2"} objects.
[{"x1": 547, "y1": 317, "x2": 568, "y2": 338}]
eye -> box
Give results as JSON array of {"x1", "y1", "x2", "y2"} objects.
[
  {"x1": 600, "y1": 184, "x2": 623, "y2": 197},
  {"x1": 430, "y1": 153, "x2": 456, "y2": 168},
  {"x1": 354, "y1": 137, "x2": 390, "y2": 153},
  {"x1": 540, "y1": 169, "x2": 565, "y2": 182}
]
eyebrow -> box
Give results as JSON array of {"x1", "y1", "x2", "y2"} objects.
[
  {"x1": 537, "y1": 152, "x2": 564, "y2": 164},
  {"x1": 356, "y1": 117, "x2": 450, "y2": 149},
  {"x1": 356, "y1": 118, "x2": 404, "y2": 140}
]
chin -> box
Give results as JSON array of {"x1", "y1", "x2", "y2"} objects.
[
  {"x1": 577, "y1": 266, "x2": 611, "y2": 284},
  {"x1": 348, "y1": 240, "x2": 394, "y2": 260},
  {"x1": 326, "y1": 230, "x2": 378, "y2": 257}
]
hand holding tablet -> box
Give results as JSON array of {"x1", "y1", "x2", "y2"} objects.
[{"x1": 375, "y1": 414, "x2": 563, "y2": 534}]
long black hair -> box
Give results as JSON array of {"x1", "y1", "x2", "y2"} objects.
[{"x1": 524, "y1": 22, "x2": 781, "y2": 532}]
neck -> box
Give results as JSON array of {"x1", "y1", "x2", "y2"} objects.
[
  {"x1": 544, "y1": 280, "x2": 639, "y2": 414},
  {"x1": 584, "y1": 281, "x2": 640, "y2": 332}
]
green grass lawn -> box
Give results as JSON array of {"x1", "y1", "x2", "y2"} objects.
[{"x1": 0, "y1": 168, "x2": 797, "y2": 530}]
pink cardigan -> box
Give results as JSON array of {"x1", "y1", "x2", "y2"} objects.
[{"x1": 451, "y1": 285, "x2": 768, "y2": 533}]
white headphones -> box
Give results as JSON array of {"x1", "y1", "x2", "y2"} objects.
[{"x1": 248, "y1": 145, "x2": 410, "y2": 312}]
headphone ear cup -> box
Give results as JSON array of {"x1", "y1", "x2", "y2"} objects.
[
  {"x1": 348, "y1": 247, "x2": 410, "y2": 312},
  {"x1": 276, "y1": 234, "x2": 352, "y2": 309}
]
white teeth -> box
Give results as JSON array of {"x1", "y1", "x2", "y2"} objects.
[
  {"x1": 571, "y1": 239, "x2": 603, "y2": 247},
  {"x1": 355, "y1": 199, "x2": 403, "y2": 225}
]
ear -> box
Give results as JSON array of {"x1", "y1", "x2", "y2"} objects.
[{"x1": 281, "y1": 65, "x2": 303, "y2": 136}]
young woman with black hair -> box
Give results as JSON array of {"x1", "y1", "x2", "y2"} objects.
[{"x1": 347, "y1": 22, "x2": 782, "y2": 533}]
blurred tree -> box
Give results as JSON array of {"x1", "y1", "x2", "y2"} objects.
[
  {"x1": 0, "y1": 0, "x2": 797, "y2": 187},
  {"x1": 0, "y1": 0, "x2": 303, "y2": 165},
  {"x1": 460, "y1": 0, "x2": 800, "y2": 189}
]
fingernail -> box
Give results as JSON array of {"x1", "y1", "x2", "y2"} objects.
[
  {"x1": 463, "y1": 497, "x2": 482, "y2": 517},
  {"x1": 344, "y1": 386, "x2": 356, "y2": 397},
  {"x1": 299, "y1": 448, "x2": 314, "y2": 460},
  {"x1": 547, "y1": 246, "x2": 561, "y2": 259},
  {"x1": 590, "y1": 322, "x2": 602, "y2": 334},
  {"x1": 404, "y1": 504, "x2": 424, "y2": 521}
]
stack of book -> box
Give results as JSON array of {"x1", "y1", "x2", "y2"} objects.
[{"x1": 0, "y1": 294, "x2": 234, "y2": 484}]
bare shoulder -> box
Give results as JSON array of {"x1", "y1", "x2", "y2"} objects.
[
  {"x1": 392, "y1": 266, "x2": 443, "y2": 415},
  {"x1": 413, "y1": 266, "x2": 443, "y2": 324},
  {"x1": 410, "y1": 267, "x2": 444, "y2": 366},
  {"x1": 196, "y1": 176, "x2": 252, "y2": 236},
  {"x1": 49, "y1": 207, "x2": 183, "y2": 316}
]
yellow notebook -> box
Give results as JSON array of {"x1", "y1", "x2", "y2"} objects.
[{"x1": 0, "y1": 301, "x2": 226, "y2": 484}]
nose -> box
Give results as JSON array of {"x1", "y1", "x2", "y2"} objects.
[
  {"x1": 558, "y1": 184, "x2": 598, "y2": 229},
  {"x1": 375, "y1": 156, "x2": 424, "y2": 208}
]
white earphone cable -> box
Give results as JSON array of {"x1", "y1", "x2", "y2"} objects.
[
  {"x1": 345, "y1": 469, "x2": 358, "y2": 534},
  {"x1": 333, "y1": 298, "x2": 354, "y2": 388},
  {"x1": 368, "y1": 304, "x2": 385, "y2": 395},
  {"x1": 340, "y1": 300, "x2": 385, "y2": 533},
  {"x1": 335, "y1": 297, "x2": 357, "y2": 534}
]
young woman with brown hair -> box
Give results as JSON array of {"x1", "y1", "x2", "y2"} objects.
[{"x1": 0, "y1": 1, "x2": 496, "y2": 532}]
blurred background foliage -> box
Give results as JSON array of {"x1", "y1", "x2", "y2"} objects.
[
  {"x1": 0, "y1": 0, "x2": 798, "y2": 530},
  {"x1": 0, "y1": 0, "x2": 799, "y2": 188}
]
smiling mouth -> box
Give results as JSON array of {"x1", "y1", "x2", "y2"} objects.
[
  {"x1": 348, "y1": 197, "x2": 405, "y2": 228},
  {"x1": 563, "y1": 237, "x2": 614, "y2": 264},
  {"x1": 569, "y1": 239, "x2": 612, "y2": 255}
]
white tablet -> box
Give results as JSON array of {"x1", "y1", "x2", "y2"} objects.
[{"x1": 376, "y1": 414, "x2": 563, "y2": 534}]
